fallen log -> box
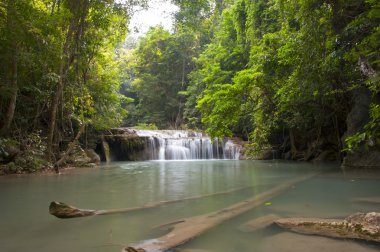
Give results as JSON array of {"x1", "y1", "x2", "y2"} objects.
[
  {"x1": 238, "y1": 214, "x2": 281, "y2": 232},
  {"x1": 174, "y1": 249, "x2": 212, "y2": 252},
  {"x1": 351, "y1": 197, "x2": 380, "y2": 205},
  {"x1": 275, "y1": 212, "x2": 380, "y2": 242},
  {"x1": 125, "y1": 173, "x2": 317, "y2": 252},
  {"x1": 49, "y1": 201, "x2": 96, "y2": 218},
  {"x1": 49, "y1": 186, "x2": 251, "y2": 219}
]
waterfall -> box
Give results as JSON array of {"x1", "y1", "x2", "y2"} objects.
[{"x1": 134, "y1": 130, "x2": 241, "y2": 160}]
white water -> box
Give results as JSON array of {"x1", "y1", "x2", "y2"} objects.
[{"x1": 134, "y1": 129, "x2": 241, "y2": 160}]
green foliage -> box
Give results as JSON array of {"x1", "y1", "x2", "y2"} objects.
[
  {"x1": 183, "y1": 0, "x2": 379, "y2": 157},
  {"x1": 125, "y1": 26, "x2": 199, "y2": 128},
  {"x1": 0, "y1": 0, "x2": 145, "y2": 168},
  {"x1": 345, "y1": 104, "x2": 380, "y2": 152},
  {"x1": 134, "y1": 123, "x2": 159, "y2": 130},
  {"x1": 0, "y1": 0, "x2": 378, "y2": 165}
]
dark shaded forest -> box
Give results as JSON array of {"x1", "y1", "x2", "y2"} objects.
[{"x1": 0, "y1": 0, "x2": 379, "y2": 173}]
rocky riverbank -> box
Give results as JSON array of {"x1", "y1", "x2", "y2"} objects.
[{"x1": 0, "y1": 136, "x2": 100, "y2": 175}]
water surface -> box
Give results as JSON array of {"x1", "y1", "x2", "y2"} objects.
[{"x1": 0, "y1": 160, "x2": 379, "y2": 252}]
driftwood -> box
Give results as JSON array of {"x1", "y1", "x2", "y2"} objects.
[
  {"x1": 238, "y1": 214, "x2": 281, "y2": 232},
  {"x1": 275, "y1": 212, "x2": 380, "y2": 242},
  {"x1": 49, "y1": 186, "x2": 251, "y2": 219},
  {"x1": 124, "y1": 173, "x2": 317, "y2": 252}
]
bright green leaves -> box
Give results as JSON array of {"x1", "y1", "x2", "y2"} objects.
[
  {"x1": 0, "y1": 0, "x2": 142, "y2": 138},
  {"x1": 126, "y1": 26, "x2": 198, "y2": 128},
  {"x1": 197, "y1": 83, "x2": 243, "y2": 138},
  {"x1": 345, "y1": 104, "x2": 380, "y2": 152},
  {"x1": 186, "y1": 0, "x2": 379, "y2": 157}
]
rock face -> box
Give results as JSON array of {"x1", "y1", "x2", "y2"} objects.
[
  {"x1": 275, "y1": 212, "x2": 380, "y2": 242},
  {"x1": 342, "y1": 87, "x2": 380, "y2": 169},
  {"x1": 345, "y1": 88, "x2": 372, "y2": 137},
  {"x1": 342, "y1": 148, "x2": 380, "y2": 169},
  {"x1": 103, "y1": 134, "x2": 147, "y2": 161}
]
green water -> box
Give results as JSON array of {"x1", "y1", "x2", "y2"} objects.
[{"x1": 0, "y1": 160, "x2": 379, "y2": 252}]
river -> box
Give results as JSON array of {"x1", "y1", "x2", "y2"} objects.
[{"x1": 0, "y1": 160, "x2": 379, "y2": 252}]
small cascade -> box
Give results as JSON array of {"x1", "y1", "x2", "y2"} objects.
[{"x1": 134, "y1": 130, "x2": 241, "y2": 160}]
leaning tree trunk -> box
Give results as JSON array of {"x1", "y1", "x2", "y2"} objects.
[{"x1": 53, "y1": 122, "x2": 85, "y2": 173}]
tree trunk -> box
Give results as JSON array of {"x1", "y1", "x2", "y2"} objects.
[
  {"x1": 49, "y1": 186, "x2": 251, "y2": 218},
  {"x1": 53, "y1": 122, "x2": 85, "y2": 173},
  {"x1": 0, "y1": 1, "x2": 18, "y2": 136},
  {"x1": 289, "y1": 129, "x2": 297, "y2": 159},
  {"x1": 46, "y1": 17, "x2": 77, "y2": 160},
  {"x1": 46, "y1": 0, "x2": 90, "y2": 160},
  {"x1": 0, "y1": 45, "x2": 17, "y2": 136}
]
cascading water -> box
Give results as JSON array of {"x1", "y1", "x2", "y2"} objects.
[{"x1": 134, "y1": 130, "x2": 241, "y2": 160}]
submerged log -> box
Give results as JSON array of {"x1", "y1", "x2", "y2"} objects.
[
  {"x1": 351, "y1": 197, "x2": 380, "y2": 205},
  {"x1": 275, "y1": 212, "x2": 380, "y2": 242},
  {"x1": 49, "y1": 186, "x2": 251, "y2": 219},
  {"x1": 174, "y1": 249, "x2": 212, "y2": 252},
  {"x1": 125, "y1": 173, "x2": 317, "y2": 252},
  {"x1": 238, "y1": 214, "x2": 281, "y2": 232}
]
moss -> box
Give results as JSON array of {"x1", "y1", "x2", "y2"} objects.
[{"x1": 104, "y1": 135, "x2": 147, "y2": 161}]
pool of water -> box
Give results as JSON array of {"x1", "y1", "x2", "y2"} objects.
[{"x1": 0, "y1": 160, "x2": 379, "y2": 252}]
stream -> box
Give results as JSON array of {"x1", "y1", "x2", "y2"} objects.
[{"x1": 0, "y1": 160, "x2": 379, "y2": 252}]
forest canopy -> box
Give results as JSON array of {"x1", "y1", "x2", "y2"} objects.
[
  {"x1": 124, "y1": 0, "x2": 379, "y2": 159},
  {"x1": 0, "y1": 0, "x2": 379, "y2": 171}
]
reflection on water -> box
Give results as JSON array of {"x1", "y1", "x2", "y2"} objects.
[{"x1": 0, "y1": 161, "x2": 379, "y2": 252}]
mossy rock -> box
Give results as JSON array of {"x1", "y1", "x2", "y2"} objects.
[
  {"x1": 104, "y1": 135, "x2": 148, "y2": 161},
  {"x1": 67, "y1": 146, "x2": 92, "y2": 167}
]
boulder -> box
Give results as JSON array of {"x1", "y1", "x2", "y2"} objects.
[
  {"x1": 342, "y1": 87, "x2": 380, "y2": 168},
  {"x1": 255, "y1": 149, "x2": 274, "y2": 160},
  {"x1": 342, "y1": 149, "x2": 380, "y2": 169},
  {"x1": 85, "y1": 149, "x2": 100, "y2": 164},
  {"x1": 313, "y1": 150, "x2": 338, "y2": 162},
  {"x1": 68, "y1": 146, "x2": 92, "y2": 167}
]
